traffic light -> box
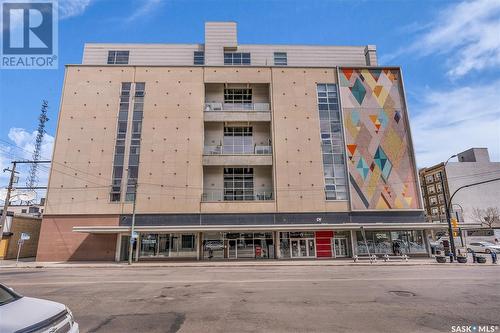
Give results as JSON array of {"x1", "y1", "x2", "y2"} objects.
[{"x1": 451, "y1": 218, "x2": 459, "y2": 237}]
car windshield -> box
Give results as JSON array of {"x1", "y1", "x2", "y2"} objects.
[{"x1": 0, "y1": 285, "x2": 22, "y2": 306}]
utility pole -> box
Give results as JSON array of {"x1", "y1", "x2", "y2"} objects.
[
  {"x1": 0, "y1": 162, "x2": 19, "y2": 240},
  {"x1": 128, "y1": 181, "x2": 138, "y2": 265},
  {"x1": 440, "y1": 155, "x2": 457, "y2": 261}
]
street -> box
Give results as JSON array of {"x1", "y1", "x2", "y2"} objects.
[{"x1": 1, "y1": 265, "x2": 499, "y2": 333}]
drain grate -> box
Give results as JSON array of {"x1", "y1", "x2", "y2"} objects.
[{"x1": 389, "y1": 290, "x2": 416, "y2": 297}]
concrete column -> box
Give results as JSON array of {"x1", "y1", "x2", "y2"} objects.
[
  {"x1": 197, "y1": 232, "x2": 203, "y2": 260},
  {"x1": 423, "y1": 229, "x2": 433, "y2": 258},
  {"x1": 350, "y1": 230, "x2": 356, "y2": 257},
  {"x1": 115, "y1": 234, "x2": 122, "y2": 262},
  {"x1": 274, "y1": 231, "x2": 280, "y2": 259}
]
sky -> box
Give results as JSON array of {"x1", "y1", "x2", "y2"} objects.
[{"x1": 0, "y1": 0, "x2": 499, "y2": 194}]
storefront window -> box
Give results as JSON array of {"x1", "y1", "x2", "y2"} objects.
[
  {"x1": 355, "y1": 230, "x2": 426, "y2": 255},
  {"x1": 138, "y1": 233, "x2": 197, "y2": 259},
  {"x1": 203, "y1": 232, "x2": 225, "y2": 260},
  {"x1": 203, "y1": 232, "x2": 274, "y2": 260},
  {"x1": 280, "y1": 233, "x2": 290, "y2": 258}
]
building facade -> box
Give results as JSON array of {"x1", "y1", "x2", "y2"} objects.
[
  {"x1": 419, "y1": 148, "x2": 500, "y2": 225},
  {"x1": 37, "y1": 22, "x2": 433, "y2": 262}
]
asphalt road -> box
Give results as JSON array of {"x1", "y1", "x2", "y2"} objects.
[{"x1": 1, "y1": 265, "x2": 499, "y2": 333}]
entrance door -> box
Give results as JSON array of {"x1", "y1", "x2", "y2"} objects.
[
  {"x1": 228, "y1": 239, "x2": 237, "y2": 259},
  {"x1": 291, "y1": 239, "x2": 316, "y2": 258},
  {"x1": 333, "y1": 238, "x2": 348, "y2": 257}
]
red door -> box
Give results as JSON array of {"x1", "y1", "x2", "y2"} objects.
[{"x1": 315, "y1": 231, "x2": 333, "y2": 258}]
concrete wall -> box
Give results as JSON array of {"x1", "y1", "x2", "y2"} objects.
[
  {"x1": 446, "y1": 162, "x2": 500, "y2": 223},
  {"x1": 271, "y1": 67, "x2": 349, "y2": 213},
  {"x1": 36, "y1": 215, "x2": 119, "y2": 261}
]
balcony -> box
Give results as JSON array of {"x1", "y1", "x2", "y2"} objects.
[
  {"x1": 202, "y1": 165, "x2": 274, "y2": 206},
  {"x1": 205, "y1": 102, "x2": 270, "y2": 112},
  {"x1": 201, "y1": 191, "x2": 273, "y2": 202},
  {"x1": 204, "y1": 83, "x2": 271, "y2": 122},
  {"x1": 203, "y1": 145, "x2": 272, "y2": 155},
  {"x1": 203, "y1": 145, "x2": 272, "y2": 166}
]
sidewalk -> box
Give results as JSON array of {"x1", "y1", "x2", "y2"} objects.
[{"x1": 1, "y1": 257, "x2": 498, "y2": 268}]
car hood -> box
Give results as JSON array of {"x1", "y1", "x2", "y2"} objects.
[{"x1": 0, "y1": 296, "x2": 66, "y2": 332}]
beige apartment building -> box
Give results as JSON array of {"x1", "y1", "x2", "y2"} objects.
[{"x1": 37, "y1": 22, "x2": 435, "y2": 262}]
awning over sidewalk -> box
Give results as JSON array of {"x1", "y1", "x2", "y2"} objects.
[{"x1": 72, "y1": 222, "x2": 460, "y2": 234}]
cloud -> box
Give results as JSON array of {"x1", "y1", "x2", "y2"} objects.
[
  {"x1": 0, "y1": 128, "x2": 54, "y2": 203},
  {"x1": 126, "y1": 0, "x2": 163, "y2": 22},
  {"x1": 58, "y1": 0, "x2": 93, "y2": 19},
  {"x1": 382, "y1": 0, "x2": 500, "y2": 78},
  {"x1": 410, "y1": 81, "x2": 500, "y2": 167}
]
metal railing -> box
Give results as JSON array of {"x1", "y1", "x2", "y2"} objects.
[
  {"x1": 204, "y1": 145, "x2": 272, "y2": 155},
  {"x1": 202, "y1": 191, "x2": 273, "y2": 202},
  {"x1": 204, "y1": 102, "x2": 270, "y2": 112}
]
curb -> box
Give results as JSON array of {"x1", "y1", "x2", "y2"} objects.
[{"x1": 1, "y1": 262, "x2": 498, "y2": 269}]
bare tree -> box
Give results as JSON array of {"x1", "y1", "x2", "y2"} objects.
[{"x1": 472, "y1": 207, "x2": 500, "y2": 229}]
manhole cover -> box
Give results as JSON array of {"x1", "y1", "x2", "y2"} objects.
[{"x1": 389, "y1": 290, "x2": 416, "y2": 297}]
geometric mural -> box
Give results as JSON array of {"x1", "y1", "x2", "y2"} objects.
[{"x1": 338, "y1": 68, "x2": 421, "y2": 210}]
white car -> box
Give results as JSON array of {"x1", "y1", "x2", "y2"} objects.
[
  {"x1": 467, "y1": 241, "x2": 500, "y2": 254},
  {"x1": 0, "y1": 284, "x2": 79, "y2": 333}
]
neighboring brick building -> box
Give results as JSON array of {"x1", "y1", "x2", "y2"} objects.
[
  {"x1": 0, "y1": 215, "x2": 41, "y2": 260},
  {"x1": 419, "y1": 148, "x2": 500, "y2": 224}
]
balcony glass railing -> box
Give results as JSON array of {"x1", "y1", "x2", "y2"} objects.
[
  {"x1": 204, "y1": 102, "x2": 270, "y2": 112},
  {"x1": 204, "y1": 145, "x2": 272, "y2": 155},
  {"x1": 202, "y1": 191, "x2": 273, "y2": 202}
]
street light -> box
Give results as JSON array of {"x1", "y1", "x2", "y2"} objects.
[{"x1": 440, "y1": 154, "x2": 457, "y2": 260}]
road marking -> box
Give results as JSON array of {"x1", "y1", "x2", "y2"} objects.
[{"x1": 5, "y1": 276, "x2": 495, "y2": 286}]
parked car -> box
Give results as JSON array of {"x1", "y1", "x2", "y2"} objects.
[
  {"x1": 0, "y1": 283, "x2": 79, "y2": 333},
  {"x1": 467, "y1": 241, "x2": 500, "y2": 254}
]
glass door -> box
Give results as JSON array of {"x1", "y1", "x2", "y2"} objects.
[
  {"x1": 307, "y1": 239, "x2": 316, "y2": 257},
  {"x1": 157, "y1": 234, "x2": 170, "y2": 257},
  {"x1": 291, "y1": 240, "x2": 300, "y2": 257},
  {"x1": 290, "y1": 239, "x2": 316, "y2": 258},
  {"x1": 333, "y1": 238, "x2": 348, "y2": 257},
  {"x1": 228, "y1": 239, "x2": 237, "y2": 259}
]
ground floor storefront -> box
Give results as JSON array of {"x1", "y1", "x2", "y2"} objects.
[
  {"x1": 37, "y1": 211, "x2": 438, "y2": 262},
  {"x1": 115, "y1": 228, "x2": 430, "y2": 262}
]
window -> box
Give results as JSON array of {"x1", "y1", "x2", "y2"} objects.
[
  {"x1": 427, "y1": 185, "x2": 435, "y2": 194},
  {"x1": 21, "y1": 209, "x2": 27, "y2": 213},
  {"x1": 224, "y1": 168, "x2": 254, "y2": 201},
  {"x1": 436, "y1": 183, "x2": 442, "y2": 193},
  {"x1": 181, "y1": 235, "x2": 195, "y2": 250},
  {"x1": 125, "y1": 82, "x2": 146, "y2": 202},
  {"x1": 224, "y1": 88, "x2": 252, "y2": 104},
  {"x1": 440, "y1": 206, "x2": 446, "y2": 214},
  {"x1": 107, "y1": 50, "x2": 129, "y2": 64},
  {"x1": 193, "y1": 51, "x2": 204, "y2": 65},
  {"x1": 356, "y1": 230, "x2": 426, "y2": 254},
  {"x1": 316, "y1": 84, "x2": 347, "y2": 200},
  {"x1": 274, "y1": 52, "x2": 287, "y2": 66},
  {"x1": 434, "y1": 173, "x2": 442, "y2": 181},
  {"x1": 425, "y1": 175, "x2": 434, "y2": 184},
  {"x1": 429, "y1": 196, "x2": 437, "y2": 205},
  {"x1": 431, "y1": 207, "x2": 439, "y2": 216},
  {"x1": 438, "y1": 194, "x2": 444, "y2": 204},
  {"x1": 110, "y1": 82, "x2": 131, "y2": 202},
  {"x1": 224, "y1": 52, "x2": 251, "y2": 65},
  {"x1": 223, "y1": 127, "x2": 253, "y2": 154}
]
